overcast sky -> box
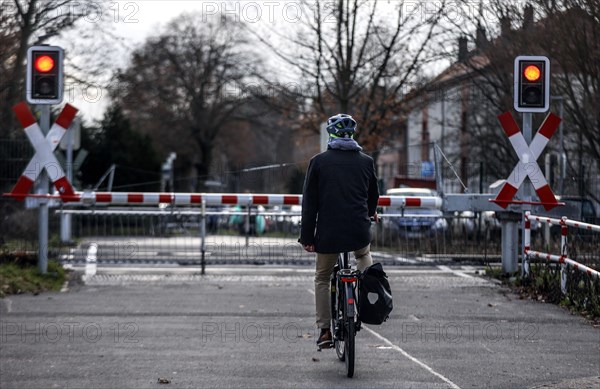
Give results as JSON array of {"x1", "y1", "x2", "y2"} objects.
[
  {"x1": 63, "y1": 1, "x2": 207, "y2": 121},
  {"x1": 63, "y1": 0, "x2": 314, "y2": 122},
  {"x1": 62, "y1": 0, "x2": 463, "y2": 123}
]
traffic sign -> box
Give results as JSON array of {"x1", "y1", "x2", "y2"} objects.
[
  {"x1": 492, "y1": 111, "x2": 561, "y2": 210},
  {"x1": 10, "y1": 102, "x2": 78, "y2": 200}
]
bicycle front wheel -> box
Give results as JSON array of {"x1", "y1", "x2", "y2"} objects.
[{"x1": 335, "y1": 334, "x2": 345, "y2": 361}]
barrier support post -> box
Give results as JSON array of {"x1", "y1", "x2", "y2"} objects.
[
  {"x1": 245, "y1": 201, "x2": 251, "y2": 248},
  {"x1": 201, "y1": 199, "x2": 206, "y2": 275},
  {"x1": 560, "y1": 217, "x2": 568, "y2": 294},
  {"x1": 523, "y1": 212, "x2": 531, "y2": 277},
  {"x1": 60, "y1": 120, "x2": 74, "y2": 243},
  {"x1": 498, "y1": 212, "x2": 520, "y2": 273}
]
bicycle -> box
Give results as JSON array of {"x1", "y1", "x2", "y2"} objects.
[{"x1": 330, "y1": 251, "x2": 361, "y2": 378}]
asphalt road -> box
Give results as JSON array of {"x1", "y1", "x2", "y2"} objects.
[{"x1": 1, "y1": 266, "x2": 598, "y2": 388}]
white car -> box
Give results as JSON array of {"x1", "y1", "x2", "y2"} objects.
[
  {"x1": 382, "y1": 188, "x2": 447, "y2": 238},
  {"x1": 452, "y1": 210, "x2": 501, "y2": 240}
]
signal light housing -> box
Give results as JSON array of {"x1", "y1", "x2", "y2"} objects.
[
  {"x1": 514, "y1": 56, "x2": 550, "y2": 113},
  {"x1": 26, "y1": 45, "x2": 64, "y2": 105}
]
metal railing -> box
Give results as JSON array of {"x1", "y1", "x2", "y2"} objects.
[
  {"x1": 524, "y1": 212, "x2": 600, "y2": 291},
  {"x1": 46, "y1": 206, "x2": 503, "y2": 270}
]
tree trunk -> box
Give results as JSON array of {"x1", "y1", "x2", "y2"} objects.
[
  {"x1": 2, "y1": 3, "x2": 34, "y2": 136},
  {"x1": 196, "y1": 142, "x2": 213, "y2": 191}
]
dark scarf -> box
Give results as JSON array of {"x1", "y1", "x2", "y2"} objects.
[{"x1": 327, "y1": 137, "x2": 362, "y2": 151}]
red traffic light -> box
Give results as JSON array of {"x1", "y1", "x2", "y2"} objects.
[
  {"x1": 26, "y1": 45, "x2": 64, "y2": 104},
  {"x1": 523, "y1": 65, "x2": 541, "y2": 82},
  {"x1": 514, "y1": 56, "x2": 550, "y2": 112},
  {"x1": 35, "y1": 55, "x2": 55, "y2": 72}
]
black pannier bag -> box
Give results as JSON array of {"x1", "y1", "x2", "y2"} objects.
[{"x1": 358, "y1": 263, "x2": 393, "y2": 324}]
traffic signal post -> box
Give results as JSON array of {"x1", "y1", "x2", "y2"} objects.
[
  {"x1": 37, "y1": 105, "x2": 51, "y2": 274},
  {"x1": 517, "y1": 56, "x2": 549, "y2": 276},
  {"x1": 491, "y1": 55, "x2": 560, "y2": 275},
  {"x1": 25, "y1": 45, "x2": 66, "y2": 273},
  {"x1": 521, "y1": 111, "x2": 533, "y2": 275}
]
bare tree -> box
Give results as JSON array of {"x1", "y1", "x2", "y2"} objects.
[
  {"x1": 214, "y1": 94, "x2": 301, "y2": 193},
  {"x1": 440, "y1": 0, "x2": 600, "y2": 198},
  {"x1": 533, "y1": 0, "x2": 600, "y2": 200},
  {"x1": 422, "y1": 1, "x2": 529, "y2": 182},
  {"x1": 0, "y1": 0, "x2": 113, "y2": 136},
  {"x1": 251, "y1": 0, "x2": 446, "y2": 160},
  {"x1": 115, "y1": 13, "x2": 262, "y2": 190}
]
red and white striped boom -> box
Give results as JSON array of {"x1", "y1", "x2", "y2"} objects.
[{"x1": 7, "y1": 191, "x2": 443, "y2": 209}]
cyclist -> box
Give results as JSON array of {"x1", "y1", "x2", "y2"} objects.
[{"x1": 299, "y1": 113, "x2": 379, "y2": 349}]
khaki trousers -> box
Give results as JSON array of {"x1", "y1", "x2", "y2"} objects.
[{"x1": 314, "y1": 244, "x2": 373, "y2": 329}]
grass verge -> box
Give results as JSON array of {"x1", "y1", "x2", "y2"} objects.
[
  {"x1": 0, "y1": 260, "x2": 67, "y2": 298},
  {"x1": 486, "y1": 264, "x2": 600, "y2": 326}
]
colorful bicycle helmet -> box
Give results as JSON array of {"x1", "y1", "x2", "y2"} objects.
[{"x1": 326, "y1": 113, "x2": 357, "y2": 137}]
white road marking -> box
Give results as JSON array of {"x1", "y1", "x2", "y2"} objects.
[
  {"x1": 480, "y1": 343, "x2": 494, "y2": 353},
  {"x1": 362, "y1": 325, "x2": 461, "y2": 388},
  {"x1": 306, "y1": 289, "x2": 461, "y2": 389},
  {"x1": 408, "y1": 314, "x2": 421, "y2": 322},
  {"x1": 437, "y1": 265, "x2": 475, "y2": 279},
  {"x1": 372, "y1": 252, "x2": 418, "y2": 264}
]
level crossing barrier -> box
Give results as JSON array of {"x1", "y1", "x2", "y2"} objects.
[
  {"x1": 50, "y1": 192, "x2": 441, "y2": 273},
  {"x1": 4, "y1": 188, "x2": 507, "y2": 270}
]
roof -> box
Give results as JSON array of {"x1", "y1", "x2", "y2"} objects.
[{"x1": 428, "y1": 54, "x2": 490, "y2": 88}]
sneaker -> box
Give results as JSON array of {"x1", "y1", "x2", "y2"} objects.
[{"x1": 317, "y1": 328, "x2": 333, "y2": 349}]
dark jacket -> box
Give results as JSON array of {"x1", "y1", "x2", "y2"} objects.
[{"x1": 299, "y1": 149, "x2": 379, "y2": 253}]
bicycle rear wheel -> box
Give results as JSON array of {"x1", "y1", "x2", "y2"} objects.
[
  {"x1": 344, "y1": 282, "x2": 355, "y2": 377},
  {"x1": 344, "y1": 317, "x2": 355, "y2": 377},
  {"x1": 335, "y1": 280, "x2": 345, "y2": 361}
]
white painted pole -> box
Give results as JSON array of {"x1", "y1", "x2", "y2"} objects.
[
  {"x1": 38, "y1": 105, "x2": 50, "y2": 274},
  {"x1": 520, "y1": 112, "x2": 533, "y2": 276}
]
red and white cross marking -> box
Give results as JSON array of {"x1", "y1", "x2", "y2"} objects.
[
  {"x1": 10, "y1": 102, "x2": 78, "y2": 201},
  {"x1": 494, "y1": 112, "x2": 561, "y2": 211}
]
